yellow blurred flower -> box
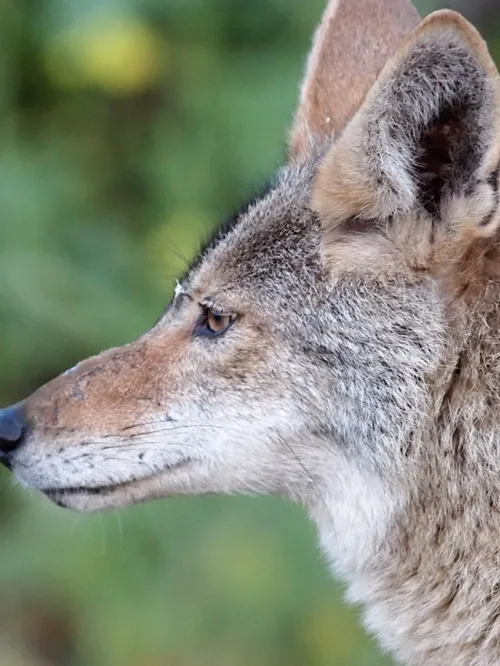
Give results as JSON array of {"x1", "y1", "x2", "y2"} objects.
[{"x1": 44, "y1": 14, "x2": 165, "y2": 94}]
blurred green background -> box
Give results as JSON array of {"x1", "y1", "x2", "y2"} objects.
[{"x1": 0, "y1": 1, "x2": 498, "y2": 664}]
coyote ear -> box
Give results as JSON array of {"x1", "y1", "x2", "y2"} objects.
[
  {"x1": 289, "y1": 0, "x2": 419, "y2": 159},
  {"x1": 314, "y1": 11, "x2": 500, "y2": 234}
]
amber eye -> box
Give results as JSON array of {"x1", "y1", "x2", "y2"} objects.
[{"x1": 194, "y1": 307, "x2": 235, "y2": 338}]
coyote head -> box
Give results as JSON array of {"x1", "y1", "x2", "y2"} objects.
[{"x1": 2, "y1": 0, "x2": 500, "y2": 595}]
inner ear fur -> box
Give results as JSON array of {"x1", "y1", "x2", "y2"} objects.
[{"x1": 313, "y1": 11, "x2": 500, "y2": 239}]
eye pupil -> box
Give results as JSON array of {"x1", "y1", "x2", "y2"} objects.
[
  {"x1": 208, "y1": 312, "x2": 228, "y2": 332},
  {"x1": 194, "y1": 307, "x2": 234, "y2": 338}
]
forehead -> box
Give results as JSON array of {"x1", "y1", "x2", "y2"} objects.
[{"x1": 188, "y1": 162, "x2": 322, "y2": 303}]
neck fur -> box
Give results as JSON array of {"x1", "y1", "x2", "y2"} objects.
[{"x1": 309, "y1": 293, "x2": 500, "y2": 665}]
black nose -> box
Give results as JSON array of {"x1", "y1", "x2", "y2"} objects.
[{"x1": 0, "y1": 404, "x2": 27, "y2": 467}]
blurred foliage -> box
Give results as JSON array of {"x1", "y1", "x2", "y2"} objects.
[{"x1": 0, "y1": 0, "x2": 498, "y2": 664}]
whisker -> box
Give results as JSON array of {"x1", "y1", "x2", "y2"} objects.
[
  {"x1": 114, "y1": 509, "x2": 124, "y2": 545},
  {"x1": 277, "y1": 435, "x2": 337, "y2": 544},
  {"x1": 162, "y1": 236, "x2": 191, "y2": 269},
  {"x1": 116, "y1": 423, "x2": 254, "y2": 438},
  {"x1": 98, "y1": 514, "x2": 107, "y2": 556}
]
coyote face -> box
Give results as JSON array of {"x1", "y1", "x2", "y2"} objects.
[
  {"x1": 3, "y1": 1, "x2": 500, "y2": 663},
  {"x1": 6, "y1": 167, "x2": 333, "y2": 512},
  {"x1": 0, "y1": 153, "x2": 442, "y2": 528},
  {"x1": 2, "y1": 162, "x2": 441, "y2": 529}
]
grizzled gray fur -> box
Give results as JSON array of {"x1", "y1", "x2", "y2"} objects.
[{"x1": 2, "y1": 2, "x2": 500, "y2": 664}]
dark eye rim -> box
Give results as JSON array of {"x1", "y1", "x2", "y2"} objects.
[{"x1": 193, "y1": 306, "x2": 236, "y2": 338}]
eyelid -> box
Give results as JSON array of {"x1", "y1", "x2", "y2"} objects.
[
  {"x1": 200, "y1": 299, "x2": 228, "y2": 315},
  {"x1": 193, "y1": 307, "x2": 235, "y2": 338}
]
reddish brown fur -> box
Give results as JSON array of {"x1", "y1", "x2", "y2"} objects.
[
  {"x1": 290, "y1": 0, "x2": 419, "y2": 157},
  {"x1": 25, "y1": 329, "x2": 191, "y2": 437}
]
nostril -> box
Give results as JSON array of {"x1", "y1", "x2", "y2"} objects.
[{"x1": 0, "y1": 405, "x2": 27, "y2": 456}]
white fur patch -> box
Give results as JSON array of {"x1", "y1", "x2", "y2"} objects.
[
  {"x1": 310, "y1": 460, "x2": 396, "y2": 576},
  {"x1": 174, "y1": 280, "x2": 185, "y2": 299}
]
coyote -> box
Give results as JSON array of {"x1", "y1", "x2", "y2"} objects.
[{"x1": 2, "y1": 0, "x2": 500, "y2": 663}]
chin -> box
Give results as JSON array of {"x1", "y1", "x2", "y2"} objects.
[{"x1": 40, "y1": 458, "x2": 201, "y2": 512}]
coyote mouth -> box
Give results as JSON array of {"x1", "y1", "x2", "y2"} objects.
[{"x1": 42, "y1": 457, "x2": 193, "y2": 506}]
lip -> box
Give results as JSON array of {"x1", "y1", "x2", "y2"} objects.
[{"x1": 42, "y1": 457, "x2": 193, "y2": 506}]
